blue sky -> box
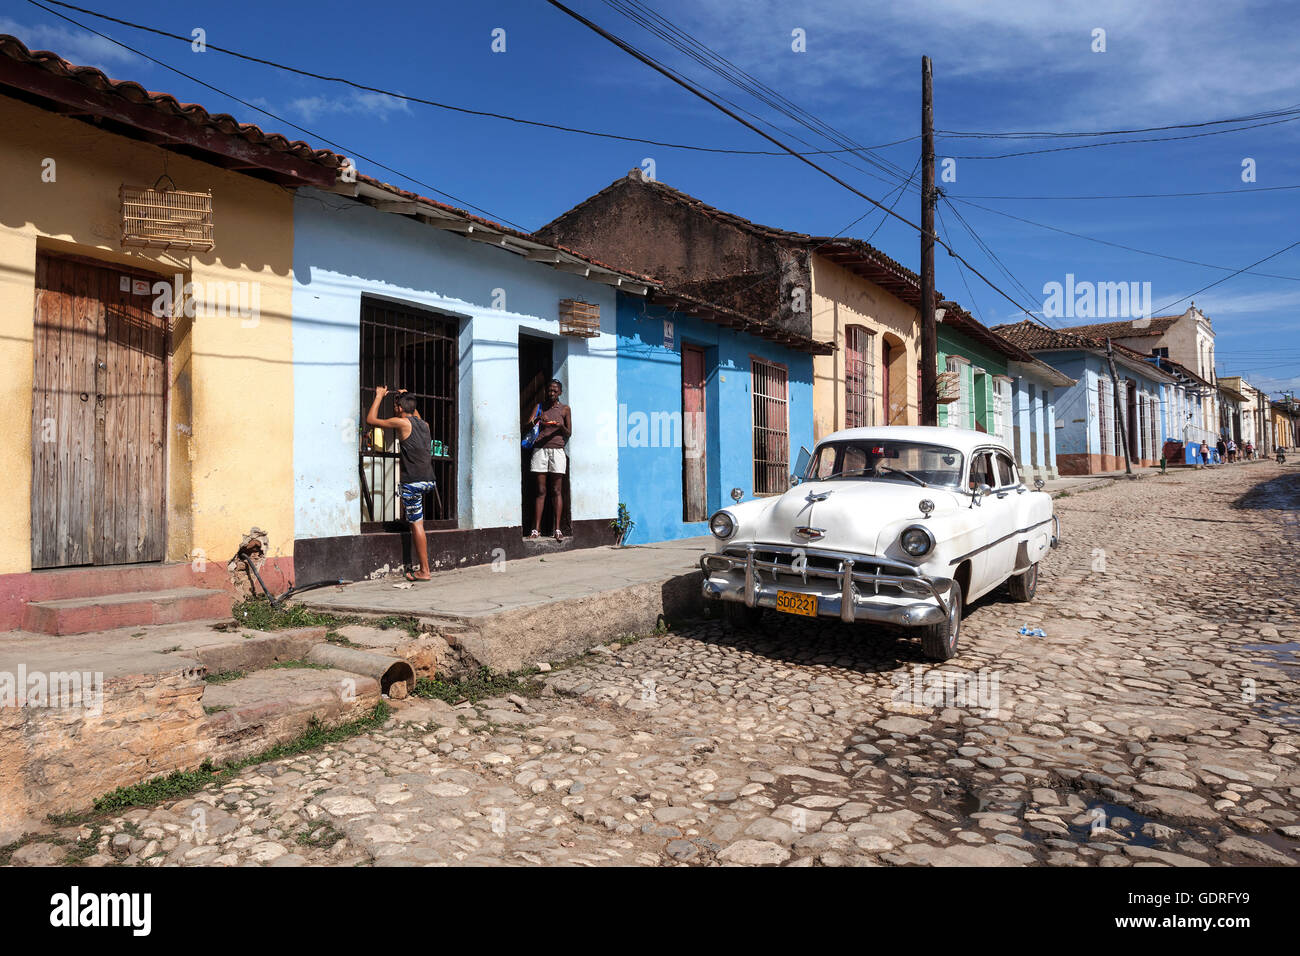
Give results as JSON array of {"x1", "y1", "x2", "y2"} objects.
[{"x1": 5, "y1": 0, "x2": 1299, "y2": 396}]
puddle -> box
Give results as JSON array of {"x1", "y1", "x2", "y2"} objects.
[{"x1": 1242, "y1": 642, "x2": 1300, "y2": 725}]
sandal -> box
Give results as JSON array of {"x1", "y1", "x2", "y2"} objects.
[
  {"x1": 554, "y1": 529, "x2": 564, "y2": 542},
  {"x1": 528, "y1": 529, "x2": 540, "y2": 539},
  {"x1": 404, "y1": 571, "x2": 430, "y2": 583}
]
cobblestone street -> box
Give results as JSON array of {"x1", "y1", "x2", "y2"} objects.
[{"x1": 22, "y1": 463, "x2": 1299, "y2": 868}]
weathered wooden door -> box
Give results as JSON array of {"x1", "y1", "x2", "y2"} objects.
[
  {"x1": 31, "y1": 255, "x2": 167, "y2": 568},
  {"x1": 682, "y1": 345, "x2": 707, "y2": 522}
]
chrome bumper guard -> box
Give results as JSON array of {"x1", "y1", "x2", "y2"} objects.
[
  {"x1": 1051, "y1": 514, "x2": 1061, "y2": 549},
  {"x1": 699, "y1": 544, "x2": 952, "y2": 628}
]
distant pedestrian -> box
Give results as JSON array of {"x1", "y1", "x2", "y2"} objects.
[
  {"x1": 1245, "y1": 441, "x2": 1255, "y2": 460},
  {"x1": 1227, "y1": 438, "x2": 1237, "y2": 462},
  {"x1": 1216, "y1": 438, "x2": 1227, "y2": 464},
  {"x1": 1199, "y1": 440, "x2": 1210, "y2": 467}
]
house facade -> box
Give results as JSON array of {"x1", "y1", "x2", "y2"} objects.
[
  {"x1": 0, "y1": 35, "x2": 342, "y2": 627},
  {"x1": 290, "y1": 177, "x2": 665, "y2": 582},
  {"x1": 994, "y1": 321, "x2": 1176, "y2": 474},
  {"x1": 1057, "y1": 306, "x2": 1219, "y2": 445},
  {"x1": 611, "y1": 290, "x2": 824, "y2": 544},
  {"x1": 535, "y1": 171, "x2": 921, "y2": 445},
  {"x1": 937, "y1": 307, "x2": 1074, "y2": 480}
]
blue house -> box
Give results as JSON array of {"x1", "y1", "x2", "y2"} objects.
[
  {"x1": 290, "y1": 176, "x2": 658, "y2": 581},
  {"x1": 994, "y1": 321, "x2": 1177, "y2": 475},
  {"x1": 613, "y1": 289, "x2": 829, "y2": 544}
]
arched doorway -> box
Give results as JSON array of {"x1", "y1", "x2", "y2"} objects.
[{"x1": 881, "y1": 334, "x2": 908, "y2": 425}]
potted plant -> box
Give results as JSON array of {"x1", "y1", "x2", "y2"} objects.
[{"x1": 611, "y1": 503, "x2": 635, "y2": 547}]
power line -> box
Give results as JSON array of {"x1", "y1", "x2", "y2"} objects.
[
  {"x1": 24, "y1": 0, "x2": 531, "y2": 228},
  {"x1": 28, "y1": 0, "x2": 919, "y2": 159},
  {"x1": 938, "y1": 104, "x2": 1300, "y2": 139},
  {"x1": 943, "y1": 115, "x2": 1300, "y2": 160},
  {"x1": 951, "y1": 183, "x2": 1300, "y2": 201},
  {"x1": 947, "y1": 196, "x2": 1300, "y2": 282},
  {"x1": 1150, "y1": 239, "x2": 1300, "y2": 314},
  {"x1": 545, "y1": 0, "x2": 1054, "y2": 330}
]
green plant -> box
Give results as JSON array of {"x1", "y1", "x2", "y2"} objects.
[
  {"x1": 611, "y1": 503, "x2": 635, "y2": 542},
  {"x1": 231, "y1": 597, "x2": 341, "y2": 631},
  {"x1": 204, "y1": 670, "x2": 245, "y2": 684},
  {"x1": 413, "y1": 666, "x2": 542, "y2": 704}
]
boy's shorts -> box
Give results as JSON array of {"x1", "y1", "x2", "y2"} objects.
[
  {"x1": 400, "y1": 480, "x2": 437, "y2": 522},
  {"x1": 530, "y1": 447, "x2": 567, "y2": 473}
]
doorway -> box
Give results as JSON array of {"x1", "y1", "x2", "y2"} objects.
[
  {"x1": 519, "y1": 334, "x2": 570, "y2": 534},
  {"x1": 682, "y1": 344, "x2": 708, "y2": 522},
  {"x1": 30, "y1": 254, "x2": 168, "y2": 568}
]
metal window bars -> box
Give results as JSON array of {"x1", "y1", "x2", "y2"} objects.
[
  {"x1": 752, "y1": 358, "x2": 789, "y2": 495},
  {"x1": 844, "y1": 326, "x2": 875, "y2": 428},
  {"x1": 358, "y1": 298, "x2": 458, "y2": 530}
]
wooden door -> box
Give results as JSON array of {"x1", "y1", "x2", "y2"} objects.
[
  {"x1": 682, "y1": 345, "x2": 707, "y2": 522},
  {"x1": 31, "y1": 255, "x2": 167, "y2": 568}
]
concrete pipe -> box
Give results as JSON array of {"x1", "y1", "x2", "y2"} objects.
[{"x1": 305, "y1": 645, "x2": 416, "y2": 698}]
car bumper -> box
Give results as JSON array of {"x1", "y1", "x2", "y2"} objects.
[{"x1": 699, "y1": 545, "x2": 953, "y2": 627}]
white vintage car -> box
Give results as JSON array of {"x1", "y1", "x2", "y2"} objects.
[{"x1": 700, "y1": 426, "x2": 1058, "y2": 660}]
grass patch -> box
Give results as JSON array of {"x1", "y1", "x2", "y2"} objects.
[
  {"x1": 265, "y1": 659, "x2": 330, "y2": 671},
  {"x1": 203, "y1": 705, "x2": 231, "y2": 715},
  {"x1": 230, "y1": 597, "x2": 342, "y2": 632},
  {"x1": 325, "y1": 630, "x2": 361, "y2": 648},
  {"x1": 47, "y1": 702, "x2": 391, "y2": 824},
  {"x1": 204, "y1": 670, "x2": 245, "y2": 685},
  {"x1": 296, "y1": 822, "x2": 345, "y2": 849},
  {"x1": 370, "y1": 615, "x2": 422, "y2": 638},
  {"x1": 413, "y1": 666, "x2": 542, "y2": 704}
]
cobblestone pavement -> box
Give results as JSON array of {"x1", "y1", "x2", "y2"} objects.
[{"x1": 19, "y1": 462, "x2": 1300, "y2": 867}]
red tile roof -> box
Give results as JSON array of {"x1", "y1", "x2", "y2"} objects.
[
  {"x1": 993, "y1": 319, "x2": 1176, "y2": 381},
  {"x1": 0, "y1": 33, "x2": 343, "y2": 184},
  {"x1": 1055, "y1": 316, "x2": 1181, "y2": 339}
]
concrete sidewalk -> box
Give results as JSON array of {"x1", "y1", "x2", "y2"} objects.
[{"x1": 299, "y1": 538, "x2": 711, "y2": 672}]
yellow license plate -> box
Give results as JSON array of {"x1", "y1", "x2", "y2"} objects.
[{"x1": 776, "y1": 591, "x2": 818, "y2": 617}]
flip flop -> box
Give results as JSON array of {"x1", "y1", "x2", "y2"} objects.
[
  {"x1": 554, "y1": 529, "x2": 564, "y2": 542},
  {"x1": 403, "y1": 572, "x2": 430, "y2": 583},
  {"x1": 528, "y1": 529, "x2": 540, "y2": 539}
]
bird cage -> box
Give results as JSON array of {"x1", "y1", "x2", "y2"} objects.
[
  {"x1": 559, "y1": 298, "x2": 600, "y2": 337},
  {"x1": 936, "y1": 369, "x2": 961, "y2": 404},
  {"x1": 120, "y1": 177, "x2": 214, "y2": 252}
]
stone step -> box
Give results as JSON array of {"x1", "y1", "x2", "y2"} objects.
[
  {"x1": 22, "y1": 587, "x2": 233, "y2": 636},
  {"x1": 201, "y1": 666, "x2": 383, "y2": 766}
]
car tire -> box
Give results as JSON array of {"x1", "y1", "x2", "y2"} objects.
[
  {"x1": 722, "y1": 602, "x2": 764, "y2": 629},
  {"x1": 919, "y1": 580, "x2": 962, "y2": 661},
  {"x1": 1007, "y1": 562, "x2": 1039, "y2": 602}
]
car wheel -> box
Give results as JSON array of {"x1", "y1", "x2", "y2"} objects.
[
  {"x1": 722, "y1": 602, "x2": 764, "y2": 629},
  {"x1": 1007, "y1": 562, "x2": 1039, "y2": 602},
  {"x1": 919, "y1": 580, "x2": 962, "y2": 661}
]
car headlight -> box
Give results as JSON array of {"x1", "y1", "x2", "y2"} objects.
[
  {"x1": 709, "y1": 511, "x2": 736, "y2": 539},
  {"x1": 900, "y1": 525, "x2": 934, "y2": 557}
]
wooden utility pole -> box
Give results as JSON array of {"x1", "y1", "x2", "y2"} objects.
[
  {"x1": 919, "y1": 56, "x2": 938, "y2": 427},
  {"x1": 1106, "y1": 338, "x2": 1133, "y2": 476}
]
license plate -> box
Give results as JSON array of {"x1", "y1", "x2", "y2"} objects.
[{"x1": 776, "y1": 591, "x2": 818, "y2": 617}]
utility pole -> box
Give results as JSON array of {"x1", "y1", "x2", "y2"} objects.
[
  {"x1": 919, "y1": 56, "x2": 937, "y2": 427},
  {"x1": 1106, "y1": 338, "x2": 1133, "y2": 476}
]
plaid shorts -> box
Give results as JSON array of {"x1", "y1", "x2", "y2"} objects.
[{"x1": 399, "y1": 480, "x2": 437, "y2": 523}]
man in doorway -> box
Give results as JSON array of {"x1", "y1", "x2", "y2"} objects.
[
  {"x1": 529, "y1": 379, "x2": 571, "y2": 541},
  {"x1": 366, "y1": 386, "x2": 435, "y2": 581}
]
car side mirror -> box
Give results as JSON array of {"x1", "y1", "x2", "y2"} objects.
[
  {"x1": 793, "y1": 446, "x2": 812, "y2": 480},
  {"x1": 789, "y1": 472, "x2": 801, "y2": 487},
  {"x1": 1034, "y1": 478, "x2": 1045, "y2": 491}
]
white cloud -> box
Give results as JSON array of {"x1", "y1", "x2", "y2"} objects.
[
  {"x1": 288, "y1": 90, "x2": 411, "y2": 123},
  {"x1": 0, "y1": 16, "x2": 139, "y2": 70},
  {"x1": 653, "y1": 0, "x2": 1300, "y2": 131}
]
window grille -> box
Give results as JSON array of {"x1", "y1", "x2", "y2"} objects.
[
  {"x1": 358, "y1": 298, "x2": 458, "y2": 530},
  {"x1": 844, "y1": 326, "x2": 875, "y2": 428},
  {"x1": 752, "y1": 358, "x2": 789, "y2": 495}
]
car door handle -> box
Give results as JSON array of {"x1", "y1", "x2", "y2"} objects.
[{"x1": 996, "y1": 491, "x2": 1009, "y2": 499}]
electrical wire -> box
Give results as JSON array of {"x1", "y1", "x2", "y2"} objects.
[
  {"x1": 23, "y1": 0, "x2": 531, "y2": 228},
  {"x1": 27, "y1": 0, "x2": 921, "y2": 158}
]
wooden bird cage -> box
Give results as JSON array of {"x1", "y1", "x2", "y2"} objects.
[
  {"x1": 936, "y1": 369, "x2": 961, "y2": 404},
  {"x1": 559, "y1": 298, "x2": 600, "y2": 338},
  {"x1": 120, "y1": 181, "x2": 214, "y2": 252}
]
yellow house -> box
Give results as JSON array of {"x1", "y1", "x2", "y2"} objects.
[
  {"x1": 808, "y1": 241, "x2": 920, "y2": 440},
  {"x1": 0, "y1": 35, "x2": 341, "y2": 629}
]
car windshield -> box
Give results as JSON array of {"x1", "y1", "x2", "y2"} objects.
[{"x1": 805, "y1": 440, "x2": 965, "y2": 488}]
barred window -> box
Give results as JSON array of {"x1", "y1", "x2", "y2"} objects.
[
  {"x1": 844, "y1": 325, "x2": 875, "y2": 428},
  {"x1": 752, "y1": 358, "x2": 789, "y2": 495},
  {"x1": 1098, "y1": 375, "x2": 1112, "y2": 456},
  {"x1": 945, "y1": 355, "x2": 969, "y2": 428}
]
